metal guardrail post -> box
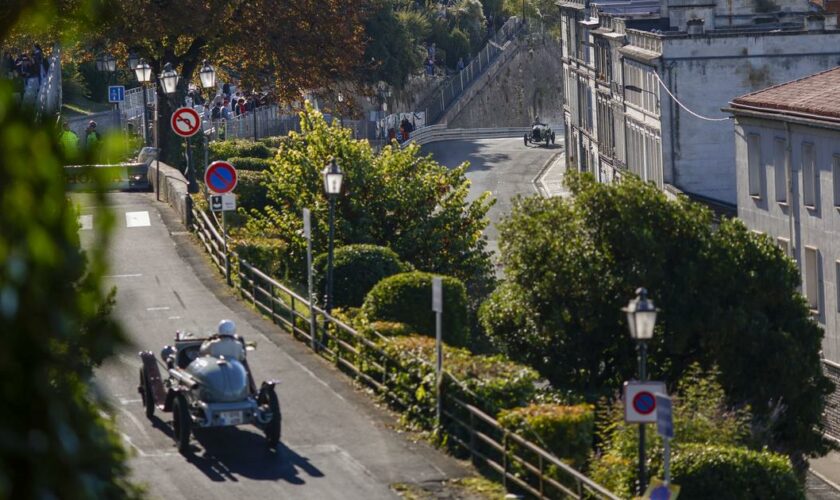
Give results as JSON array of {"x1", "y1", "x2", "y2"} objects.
[{"x1": 469, "y1": 411, "x2": 477, "y2": 466}]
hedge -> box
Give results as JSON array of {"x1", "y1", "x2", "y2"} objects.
[
  {"x1": 669, "y1": 444, "x2": 803, "y2": 500},
  {"x1": 369, "y1": 321, "x2": 414, "y2": 337},
  {"x1": 234, "y1": 237, "x2": 288, "y2": 281},
  {"x1": 363, "y1": 271, "x2": 468, "y2": 347},
  {"x1": 228, "y1": 156, "x2": 272, "y2": 171},
  {"x1": 208, "y1": 140, "x2": 275, "y2": 161},
  {"x1": 497, "y1": 403, "x2": 594, "y2": 470},
  {"x1": 236, "y1": 170, "x2": 269, "y2": 212},
  {"x1": 379, "y1": 335, "x2": 539, "y2": 426},
  {"x1": 258, "y1": 136, "x2": 287, "y2": 148},
  {"x1": 314, "y1": 244, "x2": 408, "y2": 309}
]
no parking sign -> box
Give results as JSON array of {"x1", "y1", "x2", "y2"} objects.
[{"x1": 624, "y1": 381, "x2": 666, "y2": 423}]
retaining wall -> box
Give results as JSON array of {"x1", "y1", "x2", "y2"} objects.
[{"x1": 148, "y1": 161, "x2": 192, "y2": 227}]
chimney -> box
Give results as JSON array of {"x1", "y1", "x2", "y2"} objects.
[
  {"x1": 687, "y1": 18, "x2": 705, "y2": 35},
  {"x1": 806, "y1": 14, "x2": 825, "y2": 31}
]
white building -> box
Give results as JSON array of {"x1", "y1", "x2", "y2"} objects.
[
  {"x1": 729, "y1": 68, "x2": 840, "y2": 438},
  {"x1": 559, "y1": 0, "x2": 840, "y2": 206}
]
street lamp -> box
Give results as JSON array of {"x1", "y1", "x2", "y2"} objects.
[
  {"x1": 199, "y1": 59, "x2": 216, "y2": 90},
  {"x1": 322, "y1": 159, "x2": 343, "y2": 317},
  {"x1": 95, "y1": 52, "x2": 116, "y2": 73},
  {"x1": 160, "y1": 62, "x2": 179, "y2": 96},
  {"x1": 622, "y1": 287, "x2": 658, "y2": 495},
  {"x1": 134, "y1": 59, "x2": 153, "y2": 146},
  {"x1": 337, "y1": 93, "x2": 344, "y2": 128},
  {"x1": 127, "y1": 51, "x2": 139, "y2": 71}
]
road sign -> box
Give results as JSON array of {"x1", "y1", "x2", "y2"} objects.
[
  {"x1": 171, "y1": 107, "x2": 202, "y2": 137},
  {"x1": 624, "y1": 381, "x2": 666, "y2": 423},
  {"x1": 108, "y1": 85, "x2": 125, "y2": 103},
  {"x1": 204, "y1": 161, "x2": 238, "y2": 194},
  {"x1": 432, "y1": 277, "x2": 443, "y2": 313},
  {"x1": 644, "y1": 479, "x2": 680, "y2": 500},
  {"x1": 656, "y1": 393, "x2": 674, "y2": 438},
  {"x1": 209, "y1": 194, "x2": 236, "y2": 212}
]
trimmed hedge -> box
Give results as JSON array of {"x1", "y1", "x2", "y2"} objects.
[
  {"x1": 208, "y1": 140, "x2": 275, "y2": 161},
  {"x1": 380, "y1": 335, "x2": 539, "y2": 425},
  {"x1": 258, "y1": 136, "x2": 287, "y2": 148},
  {"x1": 363, "y1": 271, "x2": 468, "y2": 346},
  {"x1": 234, "y1": 237, "x2": 288, "y2": 281},
  {"x1": 236, "y1": 170, "x2": 269, "y2": 211},
  {"x1": 497, "y1": 403, "x2": 594, "y2": 470},
  {"x1": 670, "y1": 444, "x2": 803, "y2": 500},
  {"x1": 369, "y1": 321, "x2": 414, "y2": 337},
  {"x1": 228, "y1": 156, "x2": 272, "y2": 171},
  {"x1": 314, "y1": 244, "x2": 408, "y2": 309}
]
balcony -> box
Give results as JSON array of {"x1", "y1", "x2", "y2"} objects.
[{"x1": 626, "y1": 29, "x2": 663, "y2": 53}]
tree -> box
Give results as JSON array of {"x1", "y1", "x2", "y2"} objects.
[
  {"x1": 479, "y1": 172, "x2": 832, "y2": 461},
  {"x1": 244, "y1": 103, "x2": 495, "y2": 303},
  {"x1": 360, "y1": 1, "x2": 426, "y2": 89}
]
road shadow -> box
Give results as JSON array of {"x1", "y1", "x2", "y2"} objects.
[{"x1": 184, "y1": 427, "x2": 323, "y2": 484}]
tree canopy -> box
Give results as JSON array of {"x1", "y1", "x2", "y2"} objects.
[{"x1": 479, "y1": 172, "x2": 832, "y2": 461}]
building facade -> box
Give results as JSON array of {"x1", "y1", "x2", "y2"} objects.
[
  {"x1": 559, "y1": 0, "x2": 840, "y2": 205},
  {"x1": 730, "y1": 68, "x2": 840, "y2": 438}
]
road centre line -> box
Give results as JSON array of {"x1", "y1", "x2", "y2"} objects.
[
  {"x1": 104, "y1": 273, "x2": 143, "y2": 278},
  {"x1": 146, "y1": 306, "x2": 171, "y2": 311}
]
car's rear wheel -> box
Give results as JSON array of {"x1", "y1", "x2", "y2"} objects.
[
  {"x1": 259, "y1": 387, "x2": 281, "y2": 449},
  {"x1": 139, "y1": 368, "x2": 154, "y2": 419},
  {"x1": 545, "y1": 134, "x2": 550, "y2": 146},
  {"x1": 172, "y1": 393, "x2": 191, "y2": 454}
]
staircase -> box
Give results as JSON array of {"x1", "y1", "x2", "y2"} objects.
[{"x1": 418, "y1": 16, "x2": 525, "y2": 125}]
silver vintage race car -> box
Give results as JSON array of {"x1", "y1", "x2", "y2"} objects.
[
  {"x1": 138, "y1": 319, "x2": 281, "y2": 453},
  {"x1": 524, "y1": 122, "x2": 556, "y2": 146}
]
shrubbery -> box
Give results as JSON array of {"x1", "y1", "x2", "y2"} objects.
[
  {"x1": 258, "y1": 136, "x2": 287, "y2": 148},
  {"x1": 234, "y1": 237, "x2": 288, "y2": 281},
  {"x1": 228, "y1": 156, "x2": 272, "y2": 171},
  {"x1": 380, "y1": 335, "x2": 538, "y2": 425},
  {"x1": 369, "y1": 321, "x2": 414, "y2": 337},
  {"x1": 208, "y1": 140, "x2": 275, "y2": 161},
  {"x1": 498, "y1": 403, "x2": 594, "y2": 470},
  {"x1": 313, "y1": 244, "x2": 409, "y2": 308},
  {"x1": 363, "y1": 271, "x2": 469, "y2": 346},
  {"x1": 236, "y1": 171, "x2": 269, "y2": 212}
]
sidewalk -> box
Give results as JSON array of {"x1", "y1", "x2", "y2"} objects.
[
  {"x1": 533, "y1": 149, "x2": 569, "y2": 198},
  {"x1": 810, "y1": 450, "x2": 840, "y2": 497}
]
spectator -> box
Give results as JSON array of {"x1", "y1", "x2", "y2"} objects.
[
  {"x1": 222, "y1": 82, "x2": 231, "y2": 98},
  {"x1": 84, "y1": 120, "x2": 100, "y2": 150},
  {"x1": 400, "y1": 117, "x2": 413, "y2": 141},
  {"x1": 210, "y1": 100, "x2": 223, "y2": 120},
  {"x1": 221, "y1": 100, "x2": 232, "y2": 120},
  {"x1": 236, "y1": 98, "x2": 247, "y2": 116},
  {"x1": 32, "y1": 44, "x2": 43, "y2": 85},
  {"x1": 457, "y1": 57, "x2": 465, "y2": 71},
  {"x1": 2, "y1": 51, "x2": 14, "y2": 79},
  {"x1": 59, "y1": 121, "x2": 78, "y2": 157}
]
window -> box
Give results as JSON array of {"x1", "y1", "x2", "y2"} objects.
[
  {"x1": 804, "y1": 246, "x2": 819, "y2": 312},
  {"x1": 776, "y1": 236, "x2": 791, "y2": 257},
  {"x1": 802, "y1": 142, "x2": 816, "y2": 207},
  {"x1": 595, "y1": 40, "x2": 612, "y2": 81},
  {"x1": 624, "y1": 60, "x2": 659, "y2": 115},
  {"x1": 747, "y1": 133, "x2": 761, "y2": 197},
  {"x1": 833, "y1": 155, "x2": 840, "y2": 207},
  {"x1": 775, "y1": 138, "x2": 787, "y2": 203}
]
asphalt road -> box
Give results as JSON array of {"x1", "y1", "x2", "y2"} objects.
[
  {"x1": 420, "y1": 136, "x2": 562, "y2": 258},
  {"x1": 75, "y1": 192, "x2": 466, "y2": 499}
]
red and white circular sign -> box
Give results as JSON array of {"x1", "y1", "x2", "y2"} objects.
[
  {"x1": 204, "y1": 161, "x2": 238, "y2": 194},
  {"x1": 171, "y1": 107, "x2": 202, "y2": 137}
]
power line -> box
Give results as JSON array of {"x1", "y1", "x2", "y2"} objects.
[{"x1": 653, "y1": 71, "x2": 730, "y2": 122}]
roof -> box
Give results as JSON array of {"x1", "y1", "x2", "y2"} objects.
[{"x1": 731, "y1": 66, "x2": 840, "y2": 120}]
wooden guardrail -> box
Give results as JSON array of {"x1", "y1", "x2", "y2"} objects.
[{"x1": 190, "y1": 206, "x2": 619, "y2": 500}]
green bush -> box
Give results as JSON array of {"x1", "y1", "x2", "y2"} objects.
[
  {"x1": 671, "y1": 444, "x2": 803, "y2": 500},
  {"x1": 314, "y1": 244, "x2": 408, "y2": 309},
  {"x1": 498, "y1": 403, "x2": 594, "y2": 470},
  {"x1": 363, "y1": 271, "x2": 469, "y2": 346},
  {"x1": 369, "y1": 321, "x2": 414, "y2": 337},
  {"x1": 228, "y1": 156, "x2": 272, "y2": 171},
  {"x1": 234, "y1": 237, "x2": 288, "y2": 281},
  {"x1": 258, "y1": 136, "x2": 287, "y2": 148},
  {"x1": 236, "y1": 170, "x2": 269, "y2": 211},
  {"x1": 208, "y1": 140, "x2": 275, "y2": 161},
  {"x1": 380, "y1": 335, "x2": 539, "y2": 425}
]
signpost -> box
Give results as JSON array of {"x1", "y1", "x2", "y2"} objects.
[
  {"x1": 172, "y1": 107, "x2": 202, "y2": 193},
  {"x1": 108, "y1": 85, "x2": 125, "y2": 103},
  {"x1": 643, "y1": 479, "x2": 680, "y2": 500},
  {"x1": 209, "y1": 193, "x2": 236, "y2": 212},
  {"x1": 205, "y1": 161, "x2": 237, "y2": 285},
  {"x1": 304, "y1": 208, "x2": 317, "y2": 351},
  {"x1": 656, "y1": 393, "x2": 674, "y2": 487},
  {"x1": 624, "y1": 381, "x2": 666, "y2": 424},
  {"x1": 432, "y1": 277, "x2": 443, "y2": 435}
]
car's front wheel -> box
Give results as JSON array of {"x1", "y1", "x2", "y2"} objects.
[
  {"x1": 523, "y1": 134, "x2": 528, "y2": 145},
  {"x1": 139, "y1": 368, "x2": 154, "y2": 419},
  {"x1": 172, "y1": 393, "x2": 191, "y2": 454}
]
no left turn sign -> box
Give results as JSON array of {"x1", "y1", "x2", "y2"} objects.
[{"x1": 171, "y1": 107, "x2": 201, "y2": 137}]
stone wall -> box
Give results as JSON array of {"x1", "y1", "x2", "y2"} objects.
[{"x1": 446, "y1": 35, "x2": 564, "y2": 129}]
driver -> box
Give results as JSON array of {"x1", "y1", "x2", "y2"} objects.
[{"x1": 199, "y1": 319, "x2": 245, "y2": 361}]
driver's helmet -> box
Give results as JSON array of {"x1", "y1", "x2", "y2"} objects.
[{"x1": 218, "y1": 319, "x2": 236, "y2": 336}]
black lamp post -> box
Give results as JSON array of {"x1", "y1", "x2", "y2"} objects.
[
  {"x1": 622, "y1": 288, "x2": 658, "y2": 496},
  {"x1": 322, "y1": 159, "x2": 343, "y2": 316},
  {"x1": 198, "y1": 60, "x2": 216, "y2": 179},
  {"x1": 134, "y1": 59, "x2": 153, "y2": 146},
  {"x1": 160, "y1": 62, "x2": 197, "y2": 193},
  {"x1": 96, "y1": 52, "x2": 117, "y2": 129}
]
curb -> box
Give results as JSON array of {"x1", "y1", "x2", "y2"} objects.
[
  {"x1": 809, "y1": 469, "x2": 840, "y2": 494},
  {"x1": 532, "y1": 153, "x2": 559, "y2": 198}
]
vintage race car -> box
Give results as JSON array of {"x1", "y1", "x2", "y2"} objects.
[
  {"x1": 524, "y1": 123, "x2": 556, "y2": 146},
  {"x1": 138, "y1": 329, "x2": 281, "y2": 453}
]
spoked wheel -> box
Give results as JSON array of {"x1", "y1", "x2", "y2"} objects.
[
  {"x1": 545, "y1": 135, "x2": 550, "y2": 146},
  {"x1": 139, "y1": 368, "x2": 154, "y2": 419},
  {"x1": 259, "y1": 386, "x2": 282, "y2": 449},
  {"x1": 172, "y1": 393, "x2": 191, "y2": 454}
]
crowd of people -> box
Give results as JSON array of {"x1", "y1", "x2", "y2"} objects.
[
  {"x1": 2, "y1": 44, "x2": 49, "y2": 101},
  {"x1": 186, "y1": 82, "x2": 274, "y2": 123},
  {"x1": 59, "y1": 119, "x2": 101, "y2": 157}
]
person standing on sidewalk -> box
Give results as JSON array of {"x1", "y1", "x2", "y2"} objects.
[{"x1": 59, "y1": 121, "x2": 78, "y2": 157}]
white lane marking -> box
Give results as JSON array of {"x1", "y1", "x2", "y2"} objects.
[
  {"x1": 125, "y1": 211, "x2": 151, "y2": 227},
  {"x1": 167, "y1": 316, "x2": 182, "y2": 320},
  {"x1": 118, "y1": 408, "x2": 179, "y2": 458},
  {"x1": 79, "y1": 214, "x2": 93, "y2": 230},
  {"x1": 104, "y1": 273, "x2": 143, "y2": 278},
  {"x1": 146, "y1": 306, "x2": 171, "y2": 311}
]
